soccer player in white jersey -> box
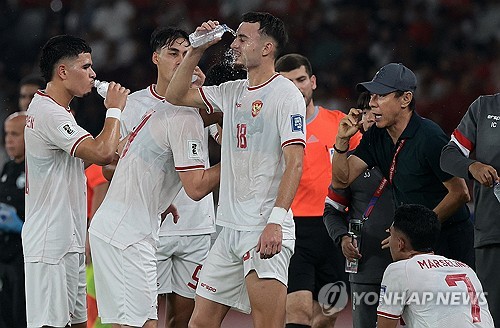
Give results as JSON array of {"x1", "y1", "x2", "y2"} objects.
[
  {"x1": 377, "y1": 204, "x2": 494, "y2": 328},
  {"x1": 166, "y1": 12, "x2": 306, "y2": 328},
  {"x1": 119, "y1": 27, "x2": 218, "y2": 328},
  {"x1": 23, "y1": 35, "x2": 129, "y2": 328},
  {"x1": 89, "y1": 92, "x2": 220, "y2": 327}
]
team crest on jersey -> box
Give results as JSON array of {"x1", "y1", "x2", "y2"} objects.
[
  {"x1": 251, "y1": 100, "x2": 263, "y2": 117},
  {"x1": 290, "y1": 114, "x2": 304, "y2": 133},
  {"x1": 57, "y1": 122, "x2": 77, "y2": 139},
  {"x1": 188, "y1": 140, "x2": 202, "y2": 159}
]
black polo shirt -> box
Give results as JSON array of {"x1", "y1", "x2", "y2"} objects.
[
  {"x1": 353, "y1": 112, "x2": 469, "y2": 224},
  {"x1": 0, "y1": 159, "x2": 25, "y2": 262}
]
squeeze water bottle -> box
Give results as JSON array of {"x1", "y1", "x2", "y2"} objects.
[
  {"x1": 189, "y1": 24, "x2": 236, "y2": 48},
  {"x1": 345, "y1": 219, "x2": 363, "y2": 274},
  {"x1": 94, "y1": 80, "x2": 109, "y2": 98}
]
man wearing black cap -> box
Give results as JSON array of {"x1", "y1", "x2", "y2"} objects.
[{"x1": 331, "y1": 63, "x2": 475, "y2": 268}]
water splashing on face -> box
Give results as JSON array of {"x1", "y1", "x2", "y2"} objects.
[{"x1": 224, "y1": 49, "x2": 247, "y2": 71}]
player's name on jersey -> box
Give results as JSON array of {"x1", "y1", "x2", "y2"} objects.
[{"x1": 416, "y1": 257, "x2": 468, "y2": 270}]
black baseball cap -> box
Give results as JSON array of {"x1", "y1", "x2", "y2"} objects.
[{"x1": 356, "y1": 63, "x2": 417, "y2": 94}]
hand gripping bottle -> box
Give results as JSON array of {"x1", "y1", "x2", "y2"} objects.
[
  {"x1": 189, "y1": 24, "x2": 236, "y2": 48},
  {"x1": 94, "y1": 80, "x2": 109, "y2": 98},
  {"x1": 345, "y1": 219, "x2": 363, "y2": 274}
]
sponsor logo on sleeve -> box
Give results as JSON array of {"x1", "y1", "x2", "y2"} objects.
[
  {"x1": 57, "y1": 122, "x2": 78, "y2": 139},
  {"x1": 290, "y1": 114, "x2": 304, "y2": 133},
  {"x1": 380, "y1": 285, "x2": 387, "y2": 304},
  {"x1": 188, "y1": 140, "x2": 202, "y2": 159}
]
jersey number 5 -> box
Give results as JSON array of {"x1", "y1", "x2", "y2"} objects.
[
  {"x1": 445, "y1": 273, "x2": 481, "y2": 323},
  {"x1": 187, "y1": 264, "x2": 202, "y2": 290}
]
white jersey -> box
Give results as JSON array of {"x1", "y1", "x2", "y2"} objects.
[
  {"x1": 120, "y1": 84, "x2": 164, "y2": 137},
  {"x1": 120, "y1": 85, "x2": 215, "y2": 236},
  {"x1": 23, "y1": 91, "x2": 92, "y2": 264},
  {"x1": 200, "y1": 74, "x2": 306, "y2": 238},
  {"x1": 378, "y1": 254, "x2": 494, "y2": 327},
  {"x1": 89, "y1": 101, "x2": 208, "y2": 249}
]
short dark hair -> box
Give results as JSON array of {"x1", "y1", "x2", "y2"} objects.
[
  {"x1": 275, "y1": 53, "x2": 312, "y2": 76},
  {"x1": 357, "y1": 91, "x2": 371, "y2": 110},
  {"x1": 19, "y1": 74, "x2": 45, "y2": 89},
  {"x1": 242, "y1": 12, "x2": 288, "y2": 58},
  {"x1": 393, "y1": 204, "x2": 441, "y2": 252},
  {"x1": 150, "y1": 27, "x2": 189, "y2": 52},
  {"x1": 39, "y1": 35, "x2": 92, "y2": 83},
  {"x1": 205, "y1": 63, "x2": 247, "y2": 86},
  {"x1": 394, "y1": 90, "x2": 416, "y2": 111}
]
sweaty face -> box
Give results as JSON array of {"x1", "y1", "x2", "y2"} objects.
[
  {"x1": 4, "y1": 115, "x2": 26, "y2": 162},
  {"x1": 154, "y1": 37, "x2": 190, "y2": 85},
  {"x1": 63, "y1": 52, "x2": 96, "y2": 97},
  {"x1": 230, "y1": 22, "x2": 264, "y2": 70},
  {"x1": 279, "y1": 66, "x2": 316, "y2": 107},
  {"x1": 368, "y1": 92, "x2": 403, "y2": 129},
  {"x1": 19, "y1": 84, "x2": 40, "y2": 111}
]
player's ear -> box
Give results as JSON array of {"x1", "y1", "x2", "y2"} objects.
[
  {"x1": 400, "y1": 91, "x2": 412, "y2": 108},
  {"x1": 397, "y1": 236, "x2": 405, "y2": 252},
  {"x1": 262, "y1": 41, "x2": 274, "y2": 57},
  {"x1": 311, "y1": 74, "x2": 317, "y2": 91},
  {"x1": 57, "y1": 64, "x2": 67, "y2": 80},
  {"x1": 152, "y1": 51, "x2": 159, "y2": 65}
]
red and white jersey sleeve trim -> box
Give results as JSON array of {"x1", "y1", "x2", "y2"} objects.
[
  {"x1": 377, "y1": 311, "x2": 401, "y2": 320},
  {"x1": 325, "y1": 188, "x2": 349, "y2": 212},
  {"x1": 70, "y1": 133, "x2": 92, "y2": 156},
  {"x1": 451, "y1": 129, "x2": 473, "y2": 158},
  {"x1": 199, "y1": 88, "x2": 215, "y2": 114},
  {"x1": 282, "y1": 138, "x2": 306, "y2": 149},
  {"x1": 175, "y1": 164, "x2": 205, "y2": 172}
]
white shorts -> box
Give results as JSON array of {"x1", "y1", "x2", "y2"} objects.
[
  {"x1": 89, "y1": 234, "x2": 157, "y2": 326},
  {"x1": 196, "y1": 227, "x2": 294, "y2": 314},
  {"x1": 25, "y1": 252, "x2": 87, "y2": 328},
  {"x1": 156, "y1": 234, "x2": 211, "y2": 298}
]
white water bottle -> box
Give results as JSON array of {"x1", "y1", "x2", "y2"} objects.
[
  {"x1": 94, "y1": 80, "x2": 109, "y2": 98},
  {"x1": 189, "y1": 24, "x2": 236, "y2": 48}
]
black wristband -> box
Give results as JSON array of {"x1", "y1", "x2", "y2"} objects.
[{"x1": 333, "y1": 143, "x2": 348, "y2": 154}]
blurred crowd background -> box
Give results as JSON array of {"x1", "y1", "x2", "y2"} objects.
[{"x1": 1, "y1": 0, "x2": 500, "y2": 164}]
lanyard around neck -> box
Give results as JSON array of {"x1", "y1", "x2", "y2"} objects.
[{"x1": 362, "y1": 139, "x2": 406, "y2": 220}]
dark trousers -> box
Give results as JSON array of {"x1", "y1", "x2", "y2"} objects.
[
  {"x1": 435, "y1": 219, "x2": 475, "y2": 269},
  {"x1": 0, "y1": 254, "x2": 26, "y2": 328},
  {"x1": 351, "y1": 283, "x2": 380, "y2": 328},
  {"x1": 476, "y1": 244, "x2": 500, "y2": 328}
]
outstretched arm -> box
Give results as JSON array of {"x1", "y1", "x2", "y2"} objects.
[{"x1": 166, "y1": 20, "x2": 222, "y2": 110}]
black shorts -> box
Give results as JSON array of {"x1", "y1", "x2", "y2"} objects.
[{"x1": 287, "y1": 217, "x2": 348, "y2": 300}]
